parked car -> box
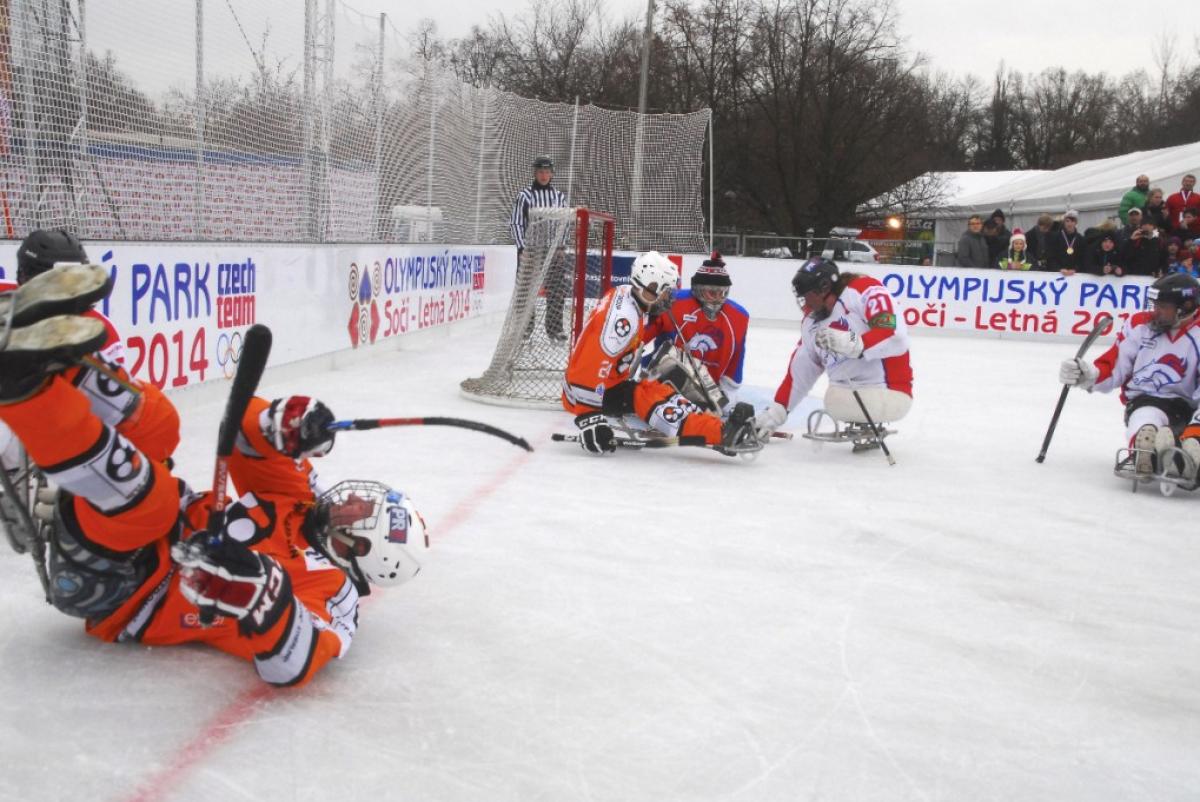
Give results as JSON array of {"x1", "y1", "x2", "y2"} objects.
[{"x1": 821, "y1": 239, "x2": 880, "y2": 263}]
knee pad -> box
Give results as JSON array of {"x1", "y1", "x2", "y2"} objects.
[
  {"x1": 71, "y1": 357, "x2": 141, "y2": 428},
  {"x1": 645, "y1": 394, "x2": 699, "y2": 437}
]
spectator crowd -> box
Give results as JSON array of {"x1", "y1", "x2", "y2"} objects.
[{"x1": 955, "y1": 173, "x2": 1200, "y2": 277}]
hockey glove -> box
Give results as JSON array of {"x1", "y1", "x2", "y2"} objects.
[
  {"x1": 1058, "y1": 358, "x2": 1098, "y2": 390},
  {"x1": 574, "y1": 413, "x2": 616, "y2": 455},
  {"x1": 755, "y1": 402, "x2": 789, "y2": 441},
  {"x1": 814, "y1": 327, "x2": 863, "y2": 359},
  {"x1": 266, "y1": 396, "x2": 337, "y2": 458},
  {"x1": 172, "y1": 534, "x2": 292, "y2": 635}
]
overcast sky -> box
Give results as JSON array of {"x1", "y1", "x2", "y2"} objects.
[{"x1": 79, "y1": 0, "x2": 1199, "y2": 96}]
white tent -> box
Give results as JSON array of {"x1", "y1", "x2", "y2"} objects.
[{"x1": 932, "y1": 140, "x2": 1200, "y2": 259}]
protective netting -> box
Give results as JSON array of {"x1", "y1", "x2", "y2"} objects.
[
  {"x1": 0, "y1": 0, "x2": 709, "y2": 249},
  {"x1": 461, "y1": 208, "x2": 613, "y2": 408}
]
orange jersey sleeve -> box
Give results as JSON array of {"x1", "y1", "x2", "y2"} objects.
[{"x1": 228, "y1": 396, "x2": 320, "y2": 502}]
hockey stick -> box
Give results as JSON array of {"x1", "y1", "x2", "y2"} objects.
[
  {"x1": 662, "y1": 306, "x2": 727, "y2": 414},
  {"x1": 1035, "y1": 313, "x2": 1113, "y2": 463},
  {"x1": 852, "y1": 390, "x2": 896, "y2": 466},
  {"x1": 328, "y1": 417, "x2": 533, "y2": 452},
  {"x1": 552, "y1": 432, "x2": 709, "y2": 450},
  {"x1": 208, "y1": 324, "x2": 273, "y2": 530}
]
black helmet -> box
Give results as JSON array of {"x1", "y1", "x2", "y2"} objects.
[
  {"x1": 17, "y1": 228, "x2": 88, "y2": 284},
  {"x1": 791, "y1": 257, "x2": 839, "y2": 297},
  {"x1": 1147, "y1": 272, "x2": 1200, "y2": 331},
  {"x1": 532, "y1": 155, "x2": 554, "y2": 172}
]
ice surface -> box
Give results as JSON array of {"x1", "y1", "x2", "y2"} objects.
[{"x1": 2, "y1": 322, "x2": 1198, "y2": 801}]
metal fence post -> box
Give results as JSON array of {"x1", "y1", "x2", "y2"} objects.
[
  {"x1": 76, "y1": 0, "x2": 87, "y2": 235},
  {"x1": 473, "y1": 89, "x2": 487, "y2": 242},
  {"x1": 566, "y1": 95, "x2": 579, "y2": 206},
  {"x1": 426, "y1": 61, "x2": 435, "y2": 223},
  {"x1": 194, "y1": 0, "x2": 204, "y2": 239},
  {"x1": 373, "y1": 12, "x2": 384, "y2": 240}
]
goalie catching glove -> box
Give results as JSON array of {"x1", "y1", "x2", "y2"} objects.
[
  {"x1": 172, "y1": 533, "x2": 292, "y2": 635},
  {"x1": 814, "y1": 327, "x2": 863, "y2": 359},
  {"x1": 1058, "y1": 358, "x2": 1098, "y2": 390},
  {"x1": 574, "y1": 413, "x2": 616, "y2": 454}
]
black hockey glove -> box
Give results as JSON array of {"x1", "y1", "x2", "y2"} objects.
[
  {"x1": 267, "y1": 396, "x2": 337, "y2": 458},
  {"x1": 574, "y1": 413, "x2": 616, "y2": 455},
  {"x1": 172, "y1": 534, "x2": 292, "y2": 635}
]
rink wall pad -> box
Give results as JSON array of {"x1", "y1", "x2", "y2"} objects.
[
  {"x1": 675, "y1": 254, "x2": 1152, "y2": 341},
  {"x1": 0, "y1": 239, "x2": 1151, "y2": 394},
  {"x1": 0, "y1": 242, "x2": 516, "y2": 392}
]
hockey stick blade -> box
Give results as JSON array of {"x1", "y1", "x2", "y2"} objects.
[
  {"x1": 1035, "y1": 313, "x2": 1112, "y2": 463},
  {"x1": 328, "y1": 416, "x2": 532, "y2": 452}
]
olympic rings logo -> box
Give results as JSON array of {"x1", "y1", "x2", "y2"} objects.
[{"x1": 217, "y1": 331, "x2": 243, "y2": 379}]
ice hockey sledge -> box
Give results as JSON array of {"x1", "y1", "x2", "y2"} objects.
[
  {"x1": 801, "y1": 409, "x2": 895, "y2": 453},
  {"x1": 1113, "y1": 445, "x2": 1198, "y2": 497}
]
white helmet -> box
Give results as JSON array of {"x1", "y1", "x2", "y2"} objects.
[
  {"x1": 630, "y1": 251, "x2": 677, "y2": 312},
  {"x1": 318, "y1": 480, "x2": 428, "y2": 588}
]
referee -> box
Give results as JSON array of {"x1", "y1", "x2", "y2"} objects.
[{"x1": 509, "y1": 155, "x2": 569, "y2": 340}]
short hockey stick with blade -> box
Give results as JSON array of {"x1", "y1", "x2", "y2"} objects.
[{"x1": 1036, "y1": 313, "x2": 1113, "y2": 463}]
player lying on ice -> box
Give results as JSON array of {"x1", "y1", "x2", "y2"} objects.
[
  {"x1": 754, "y1": 257, "x2": 913, "y2": 445},
  {"x1": 0, "y1": 267, "x2": 425, "y2": 687},
  {"x1": 1059, "y1": 272, "x2": 1200, "y2": 483},
  {"x1": 560, "y1": 250, "x2": 760, "y2": 455}
]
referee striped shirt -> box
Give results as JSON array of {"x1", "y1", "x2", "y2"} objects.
[{"x1": 510, "y1": 182, "x2": 567, "y2": 251}]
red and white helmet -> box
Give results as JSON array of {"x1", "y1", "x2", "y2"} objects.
[{"x1": 318, "y1": 480, "x2": 428, "y2": 587}]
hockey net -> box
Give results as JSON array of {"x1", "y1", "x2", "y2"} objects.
[{"x1": 461, "y1": 208, "x2": 614, "y2": 408}]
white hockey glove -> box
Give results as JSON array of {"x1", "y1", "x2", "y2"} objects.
[
  {"x1": 1058, "y1": 358, "x2": 1098, "y2": 390},
  {"x1": 574, "y1": 413, "x2": 616, "y2": 455},
  {"x1": 264, "y1": 396, "x2": 337, "y2": 459},
  {"x1": 755, "y1": 402, "x2": 789, "y2": 441},
  {"x1": 815, "y1": 327, "x2": 863, "y2": 358}
]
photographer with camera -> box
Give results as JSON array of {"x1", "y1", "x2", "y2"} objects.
[{"x1": 1119, "y1": 210, "x2": 1166, "y2": 277}]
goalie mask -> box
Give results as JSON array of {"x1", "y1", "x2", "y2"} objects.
[
  {"x1": 691, "y1": 252, "x2": 731, "y2": 320},
  {"x1": 630, "y1": 250, "x2": 677, "y2": 315},
  {"x1": 1146, "y1": 272, "x2": 1200, "y2": 333},
  {"x1": 316, "y1": 480, "x2": 428, "y2": 589}
]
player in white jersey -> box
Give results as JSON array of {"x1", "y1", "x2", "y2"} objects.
[
  {"x1": 756, "y1": 257, "x2": 913, "y2": 440},
  {"x1": 1059, "y1": 272, "x2": 1200, "y2": 476}
]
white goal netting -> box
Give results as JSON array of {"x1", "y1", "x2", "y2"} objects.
[
  {"x1": 461, "y1": 208, "x2": 614, "y2": 408},
  {"x1": 0, "y1": 0, "x2": 709, "y2": 250}
]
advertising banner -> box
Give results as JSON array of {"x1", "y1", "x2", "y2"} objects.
[
  {"x1": 678, "y1": 254, "x2": 1154, "y2": 340},
  {"x1": 0, "y1": 242, "x2": 515, "y2": 391}
]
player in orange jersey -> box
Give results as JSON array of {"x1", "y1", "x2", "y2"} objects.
[
  {"x1": 0, "y1": 273, "x2": 425, "y2": 686},
  {"x1": 561, "y1": 250, "x2": 759, "y2": 454},
  {"x1": 3, "y1": 229, "x2": 179, "y2": 463}
]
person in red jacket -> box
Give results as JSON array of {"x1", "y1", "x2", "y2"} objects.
[
  {"x1": 643, "y1": 251, "x2": 749, "y2": 410},
  {"x1": 1165, "y1": 174, "x2": 1200, "y2": 231},
  {"x1": 561, "y1": 250, "x2": 758, "y2": 454}
]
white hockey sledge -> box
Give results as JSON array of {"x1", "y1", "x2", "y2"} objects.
[
  {"x1": 801, "y1": 409, "x2": 896, "y2": 453},
  {"x1": 1113, "y1": 445, "x2": 1198, "y2": 497}
]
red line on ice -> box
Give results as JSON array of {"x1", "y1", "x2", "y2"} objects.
[{"x1": 118, "y1": 425, "x2": 544, "y2": 802}]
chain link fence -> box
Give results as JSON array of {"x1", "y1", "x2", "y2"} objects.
[{"x1": 0, "y1": 0, "x2": 709, "y2": 250}]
